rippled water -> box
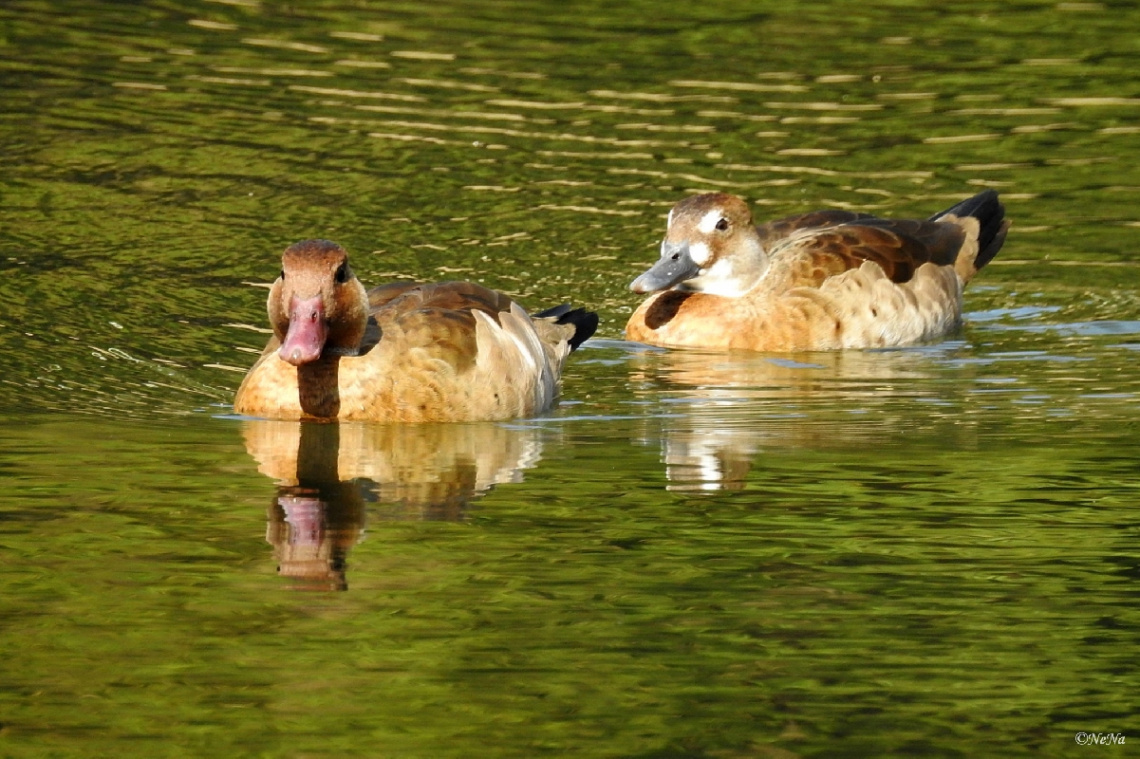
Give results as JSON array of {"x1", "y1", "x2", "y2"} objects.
[{"x1": 3, "y1": 0, "x2": 1140, "y2": 756}]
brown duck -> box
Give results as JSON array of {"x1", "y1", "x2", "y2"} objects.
[
  {"x1": 626, "y1": 190, "x2": 1009, "y2": 352},
  {"x1": 234, "y1": 239, "x2": 598, "y2": 422}
]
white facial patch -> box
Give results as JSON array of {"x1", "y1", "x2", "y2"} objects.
[
  {"x1": 688, "y1": 241, "x2": 713, "y2": 267},
  {"x1": 697, "y1": 209, "x2": 726, "y2": 235},
  {"x1": 691, "y1": 257, "x2": 751, "y2": 297},
  {"x1": 666, "y1": 208, "x2": 674, "y2": 229}
]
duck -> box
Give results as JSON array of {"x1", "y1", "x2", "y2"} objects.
[
  {"x1": 625, "y1": 189, "x2": 1009, "y2": 352},
  {"x1": 233, "y1": 239, "x2": 598, "y2": 423}
]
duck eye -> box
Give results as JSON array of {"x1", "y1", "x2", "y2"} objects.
[
  {"x1": 334, "y1": 262, "x2": 349, "y2": 283},
  {"x1": 279, "y1": 270, "x2": 286, "y2": 281},
  {"x1": 715, "y1": 218, "x2": 729, "y2": 232}
]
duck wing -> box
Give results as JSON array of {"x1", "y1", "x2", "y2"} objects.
[
  {"x1": 765, "y1": 215, "x2": 969, "y2": 288},
  {"x1": 367, "y1": 280, "x2": 514, "y2": 315},
  {"x1": 359, "y1": 281, "x2": 518, "y2": 367}
]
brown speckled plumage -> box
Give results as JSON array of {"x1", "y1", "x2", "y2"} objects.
[{"x1": 626, "y1": 190, "x2": 1008, "y2": 352}]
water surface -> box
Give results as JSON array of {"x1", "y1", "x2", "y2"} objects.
[{"x1": 2, "y1": 1, "x2": 1139, "y2": 756}]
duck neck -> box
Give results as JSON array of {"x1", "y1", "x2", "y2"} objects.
[
  {"x1": 686, "y1": 238, "x2": 769, "y2": 297},
  {"x1": 297, "y1": 358, "x2": 342, "y2": 419}
]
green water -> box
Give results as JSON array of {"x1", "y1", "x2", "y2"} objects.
[{"x1": 3, "y1": 0, "x2": 1140, "y2": 756}]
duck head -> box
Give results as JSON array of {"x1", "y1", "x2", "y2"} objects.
[
  {"x1": 631, "y1": 193, "x2": 769, "y2": 297},
  {"x1": 268, "y1": 239, "x2": 369, "y2": 366}
]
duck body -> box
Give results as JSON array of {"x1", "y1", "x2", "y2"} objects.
[
  {"x1": 234, "y1": 240, "x2": 598, "y2": 423},
  {"x1": 625, "y1": 190, "x2": 1009, "y2": 352}
]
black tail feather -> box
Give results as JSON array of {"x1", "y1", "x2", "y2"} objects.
[
  {"x1": 931, "y1": 189, "x2": 1008, "y2": 270},
  {"x1": 535, "y1": 303, "x2": 599, "y2": 352}
]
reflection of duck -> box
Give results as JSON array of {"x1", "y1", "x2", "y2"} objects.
[
  {"x1": 629, "y1": 347, "x2": 949, "y2": 491},
  {"x1": 244, "y1": 419, "x2": 545, "y2": 587},
  {"x1": 243, "y1": 419, "x2": 543, "y2": 515},
  {"x1": 629, "y1": 346, "x2": 934, "y2": 401},
  {"x1": 627, "y1": 190, "x2": 1008, "y2": 351},
  {"x1": 268, "y1": 485, "x2": 365, "y2": 592},
  {"x1": 234, "y1": 239, "x2": 598, "y2": 422}
]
